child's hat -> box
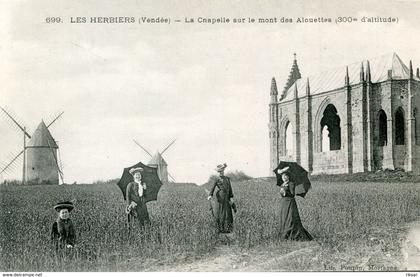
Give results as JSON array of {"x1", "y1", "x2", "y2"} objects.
[{"x1": 54, "y1": 201, "x2": 74, "y2": 212}]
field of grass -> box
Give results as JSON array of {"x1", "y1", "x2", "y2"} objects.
[{"x1": 1, "y1": 178, "x2": 420, "y2": 271}]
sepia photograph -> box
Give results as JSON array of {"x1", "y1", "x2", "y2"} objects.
[{"x1": 0, "y1": 0, "x2": 419, "y2": 275}]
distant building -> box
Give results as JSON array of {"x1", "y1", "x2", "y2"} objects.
[
  {"x1": 148, "y1": 152, "x2": 168, "y2": 183},
  {"x1": 26, "y1": 121, "x2": 59, "y2": 184},
  {"x1": 269, "y1": 53, "x2": 420, "y2": 174}
]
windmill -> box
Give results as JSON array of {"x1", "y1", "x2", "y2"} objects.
[
  {"x1": 133, "y1": 138, "x2": 177, "y2": 183},
  {"x1": 0, "y1": 106, "x2": 64, "y2": 185}
]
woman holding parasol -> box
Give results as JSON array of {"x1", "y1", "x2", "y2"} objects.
[
  {"x1": 126, "y1": 167, "x2": 150, "y2": 227},
  {"x1": 276, "y1": 166, "x2": 313, "y2": 241}
]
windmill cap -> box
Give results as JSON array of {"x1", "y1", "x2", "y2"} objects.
[
  {"x1": 54, "y1": 201, "x2": 74, "y2": 212},
  {"x1": 148, "y1": 152, "x2": 168, "y2": 166},
  {"x1": 129, "y1": 167, "x2": 144, "y2": 175},
  {"x1": 27, "y1": 121, "x2": 58, "y2": 148}
]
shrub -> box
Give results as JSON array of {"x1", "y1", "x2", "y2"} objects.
[{"x1": 203, "y1": 170, "x2": 252, "y2": 187}]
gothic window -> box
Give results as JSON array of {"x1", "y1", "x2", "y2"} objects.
[
  {"x1": 320, "y1": 104, "x2": 341, "y2": 151},
  {"x1": 378, "y1": 110, "x2": 387, "y2": 146},
  {"x1": 321, "y1": 125, "x2": 330, "y2": 152},
  {"x1": 285, "y1": 121, "x2": 294, "y2": 156},
  {"x1": 395, "y1": 107, "x2": 405, "y2": 145}
]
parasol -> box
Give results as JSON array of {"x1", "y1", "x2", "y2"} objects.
[
  {"x1": 116, "y1": 162, "x2": 163, "y2": 203},
  {"x1": 274, "y1": 161, "x2": 311, "y2": 197}
]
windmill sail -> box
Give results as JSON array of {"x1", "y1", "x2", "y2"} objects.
[
  {"x1": 168, "y1": 172, "x2": 176, "y2": 182},
  {"x1": 46, "y1": 111, "x2": 64, "y2": 128},
  {"x1": 1, "y1": 107, "x2": 64, "y2": 185},
  {"x1": 57, "y1": 147, "x2": 64, "y2": 173},
  {"x1": 161, "y1": 138, "x2": 176, "y2": 155},
  {"x1": 133, "y1": 139, "x2": 153, "y2": 158},
  {"x1": 46, "y1": 138, "x2": 64, "y2": 184},
  {"x1": 0, "y1": 150, "x2": 24, "y2": 174},
  {"x1": 133, "y1": 138, "x2": 177, "y2": 184},
  {"x1": 0, "y1": 106, "x2": 31, "y2": 138}
]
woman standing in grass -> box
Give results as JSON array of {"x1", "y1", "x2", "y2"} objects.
[
  {"x1": 207, "y1": 163, "x2": 235, "y2": 233},
  {"x1": 126, "y1": 167, "x2": 150, "y2": 228},
  {"x1": 277, "y1": 167, "x2": 313, "y2": 241}
]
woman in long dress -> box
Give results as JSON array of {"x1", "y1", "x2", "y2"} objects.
[
  {"x1": 277, "y1": 167, "x2": 313, "y2": 241},
  {"x1": 207, "y1": 163, "x2": 235, "y2": 233},
  {"x1": 126, "y1": 167, "x2": 150, "y2": 227}
]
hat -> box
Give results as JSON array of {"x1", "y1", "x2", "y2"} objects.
[
  {"x1": 277, "y1": 166, "x2": 290, "y2": 175},
  {"x1": 215, "y1": 163, "x2": 227, "y2": 172},
  {"x1": 54, "y1": 201, "x2": 74, "y2": 212},
  {"x1": 129, "y1": 167, "x2": 144, "y2": 175}
]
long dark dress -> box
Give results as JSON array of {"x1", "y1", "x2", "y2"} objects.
[
  {"x1": 278, "y1": 181, "x2": 313, "y2": 241},
  {"x1": 51, "y1": 218, "x2": 76, "y2": 250},
  {"x1": 209, "y1": 176, "x2": 234, "y2": 233},
  {"x1": 126, "y1": 181, "x2": 150, "y2": 227}
]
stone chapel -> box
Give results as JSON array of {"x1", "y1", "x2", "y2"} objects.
[{"x1": 269, "y1": 53, "x2": 420, "y2": 174}]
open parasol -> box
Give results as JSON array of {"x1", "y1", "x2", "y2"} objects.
[
  {"x1": 274, "y1": 161, "x2": 311, "y2": 197},
  {"x1": 116, "y1": 162, "x2": 163, "y2": 203}
]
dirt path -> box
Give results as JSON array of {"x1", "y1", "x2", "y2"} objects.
[
  {"x1": 160, "y1": 224, "x2": 420, "y2": 272},
  {"x1": 122, "y1": 222, "x2": 420, "y2": 272},
  {"x1": 160, "y1": 234, "x2": 320, "y2": 272},
  {"x1": 402, "y1": 220, "x2": 420, "y2": 270}
]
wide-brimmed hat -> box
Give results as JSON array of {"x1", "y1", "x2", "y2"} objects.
[
  {"x1": 277, "y1": 166, "x2": 290, "y2": 175},
  {"x1": 54, "y1": 201, "x2": 74, "y2": 212},
  {"x1": 215, "y1": 163, "x2": 227, "y2": 172},
  {"x1": 129, "y1": 167, "x2": 144, "y2": 176}
]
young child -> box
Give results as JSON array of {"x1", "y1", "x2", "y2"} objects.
[{"x1": 51, "y1": 201, "x2": 76, "y2": 250}]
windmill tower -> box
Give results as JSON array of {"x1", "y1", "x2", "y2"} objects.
[
  {"x1": 0, "y1": 107, "x2": 64, "y2": 185},
  {"x1": 148, "y1": 152, "x2": 168, "y2": 183},
  {"x1": 133, "y1": 139, "x2": 176, "y2": 183},
  {"x1": 26, "y1": 121, "x2": 61, "y2": 184}
]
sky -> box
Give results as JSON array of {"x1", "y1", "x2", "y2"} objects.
[{"x1": 1, "y1": 0, "x2": 420, "y2": 185}]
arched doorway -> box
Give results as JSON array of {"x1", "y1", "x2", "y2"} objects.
[
  {"x1": 320, "y1": 104, "x2": 341, "y2": 151},
  {"x1": 378, "y1": 110, "x2": 388, "y2": 146}
]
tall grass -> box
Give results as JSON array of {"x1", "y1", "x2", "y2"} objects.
[
  {"x1": 1, "y1": 180, "x2": 419, "y2": 271},
  {"x1": 234, "y1": 180, "x2": 420, "y2": 247}
]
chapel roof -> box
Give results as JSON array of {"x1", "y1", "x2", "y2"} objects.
[{"x1": 280, "y1": 52, "x2": 420, "y2": 102}]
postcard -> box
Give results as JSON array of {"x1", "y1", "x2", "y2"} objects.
[{"x1": 1, "y1": 0, "x2": 419, "y2": 275}]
